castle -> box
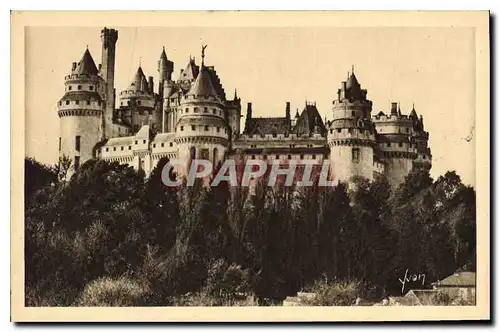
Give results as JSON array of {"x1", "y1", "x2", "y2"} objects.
[{"x1": 57, "y1": 27, "x2": 432, "y2": 188}]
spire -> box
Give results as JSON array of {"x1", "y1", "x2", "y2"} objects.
[
  {"x1": 160, "y1": 46, "x2": 167, "y2": 60},
  {"x1": 74, "y1": 48, "x2": 99, "y2": 76},
  {"x1": 409, "y1": 102, "x2": 418, "y2": 119},
  {"x1": 234, "y1": 89, "x2": 238, "y2": 100},
  {"x1": 352, "y1": 65, "x2": 355, "y2": 74}
]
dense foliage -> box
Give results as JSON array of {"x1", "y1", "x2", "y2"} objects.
[{"x1": 25, "y1": 157, "x2": 476, "y2": 306}]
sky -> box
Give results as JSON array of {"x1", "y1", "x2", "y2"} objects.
[{"x1": 25, "y1": 26, "x2": 476, "y2": 186}]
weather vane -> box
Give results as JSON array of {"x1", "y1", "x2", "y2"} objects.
[{"x1": 201, "y1": 44, "x2": 207, "y2": 65}]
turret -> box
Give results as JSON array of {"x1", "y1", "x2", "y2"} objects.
[
  {"x1": 100, "y1": 27, "x2": 118, "y2": 138},
  {"x1": 118, "y1": 66, "x2": 159, "y2": 133},
  {"x1": 174, "y1": 45, "x2": 230, "y2": 176},
  {"x1": 285, "y1": 102, "x2": 291, "y2": 130},
  {"x1": 158, "y1": 46, "x2": 174, "y2": 83},
  {"x1": 372, "y1": 102, "x2": 424, "y2": 187},
  {"x1": 58, "y1": 48, "x2": 104, "y2": 177},
  {"x1": 226, "y1": 89, "x2": 242, "y2": 141},
  {"x1": 243, "y1": 102, "x2": 253, "y2": 134},
  {"x1": 147, "y1": 76, "x2": 154, "y2": 94},
  {"x1": 408, "y1": 105, "x2": 432, "y2": 172},
  {"x1": 328, "y1": 69, "x2": 376, "y2": 183},
  {"x1": 158, "y1": 46, "x2": 174, "y2": 114}
]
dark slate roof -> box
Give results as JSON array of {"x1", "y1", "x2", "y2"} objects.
[
  {"x1": 128, "y1": 66, "x2": 149, "y2": 92},
  {"x1": 186, "y1": 66, "x2": 218, "y2": 98},
  {"x1": 160, "y1": 46, "x2": 168, "y2": 61},
  {"x1": 346, "y1": 72, "x2": 360, "y2": 89},
  {"x1": 294, "y1": 104, "x2": 327, "y2": 135},
  {"x1": 206, "y1": 66, "x2": 226, "y2": 101},
  {"x1": 245, "y1": 117, "x2": 290, "y2": 135},
  {"x1": 74, "y1": 49, "x2": 99, "y2": 76},
  {"x1": 409, "y1": 108, "x2": 418, "y2": 119},
  {"x1": 179, "y1": 58, "x2": 199, "y2": 82},
  {"x1": 433, "y1": 272, "x2": 476, "y2": 287}
]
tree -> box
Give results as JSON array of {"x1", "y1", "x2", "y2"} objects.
[
  {"x1": 141, "y1": 157, "x2": 179, "y2": 250},
  {"x1": 24, "y1": 157, "x2": 57, "y2": 205},
  {"x1": 56, "y1": 155, "x2": 72, "y2": 182}
]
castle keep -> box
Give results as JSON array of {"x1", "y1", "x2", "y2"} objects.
[{"x1": 58, "y1": 28, "x2": 432, "y2": 187}]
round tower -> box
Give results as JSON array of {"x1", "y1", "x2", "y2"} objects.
[
  {"x1": 328, "y1": 70, "x2": 377, "y2": 184},
  {"x1": 409, "y1": 105, "x2": 432, "y2": 172},
  {"x1": 372, "y1": 102, "x2": 418, "y2": 188},
  {"x1": 174, "y1": 47, "x2": 230, "y2": 176},
  {"x1": 57, "y1": 48, "x2": 104, "y2": 174},
  {"x1": 117, "y1": 66, "x2": 160, "y2": 133},
  {"x1": 158, "y1": 46, "x2": 174, "y2": 84}
]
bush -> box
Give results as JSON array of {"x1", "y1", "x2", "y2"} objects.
[
  {"x1": 205, "y1": 259, "x2": 252, "y2": 299},
  {"x1": 433, "y1": 292, "x2": 452, "y2": 305},
  {"x1": 73, "y1": 276, "x2": 151, "y2": 306},
  {"x1": 302, "y1": 278, "x2": 362, "y2": 306},
  {"x1": 171, "y1": 290, "x2": 259, "y2": 306}
]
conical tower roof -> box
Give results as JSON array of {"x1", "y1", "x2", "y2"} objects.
[
  {"x1": 409, "y1": 104, "x2": 418, "y2": 119},
  {"x1": 180, "y1": 58, "x2": 199, "y2": 82},
  {"x1": 186, "y1": 65, "x2": 218, "y2": 98},
  {"x1": 128, "y1": 66, "x2": 148, "y2": 91},
  {"x1": 74, "y1": 48, "x2": 99, "y2": 76},
  {"x1": 346, "y1": 72, "x2": 360, "y2": 89},
  {"x1": 160, "y1": 46, "x2": 168, "y2": 61}
]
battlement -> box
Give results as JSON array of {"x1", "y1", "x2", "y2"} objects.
[
  {"x1": 328, "y1": 127, "x2": 376, "y2": 140},
  {"x1": 333, "y1": 98, "x2": 372, "y2": 107},
  {"x1": 119, "y1": 90, "x2": 155, "y2": 98},
  {"x1": 64, "y1": 73, "x2": 101, "y2": 82},
  {"x1": 58, "y1": 99, "x2": 103, "y2": 111},
  {"x1": 101, "y1": 27, "x2": 118, "y2": 47},
  {"x1": 239, "y1": 132, "x2": 326, "y2": 141},
  {"x1": 182, "y1": 93, "x2": 222, "y2": 104},
  {"x1": 57, "y1": 29, "x2": 432, "y2": 188},
  {"x1": 372, "y1": 113, "x2": 414, "y2": 122}
]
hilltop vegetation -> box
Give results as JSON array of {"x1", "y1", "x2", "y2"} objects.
[{"x1": 24, "y1": 157, "x2": 476, "y2": 306}]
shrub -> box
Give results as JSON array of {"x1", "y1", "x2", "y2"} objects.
[
  {"x1": 73, "y1": 276, "x2": 151, "y2": 306},
  {"x1": 205, "y1": 259, "x2": 252, "y2": 299},
  {"x1": 301, "y1": 278, "x2": 362, "y2": 306},
  {"x1": 433, "y1": 292, "x2": 453, "y2": 305},
  {"x1": 171, "y1": 290, "x2": 259, "y2": 306}
]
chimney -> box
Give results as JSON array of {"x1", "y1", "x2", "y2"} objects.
[
  {"x1": 285, "y1": 102, "x2": 291, "y2": 120},
  {"x1": 341, "y1": 82, "x2": 347, "y2": 99},
  {"x1": 71, "y1": 62, "x2": 77, "y2": 71},
  {"x1": 148, "y1": 76, "x2": 154, "y2": 94},
  {"x1": 391, "y1": 102, "x2": 398, "y2": 115},
  {"x1": 246, "y1": 102, "x2": 253, "y2": 120}
]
